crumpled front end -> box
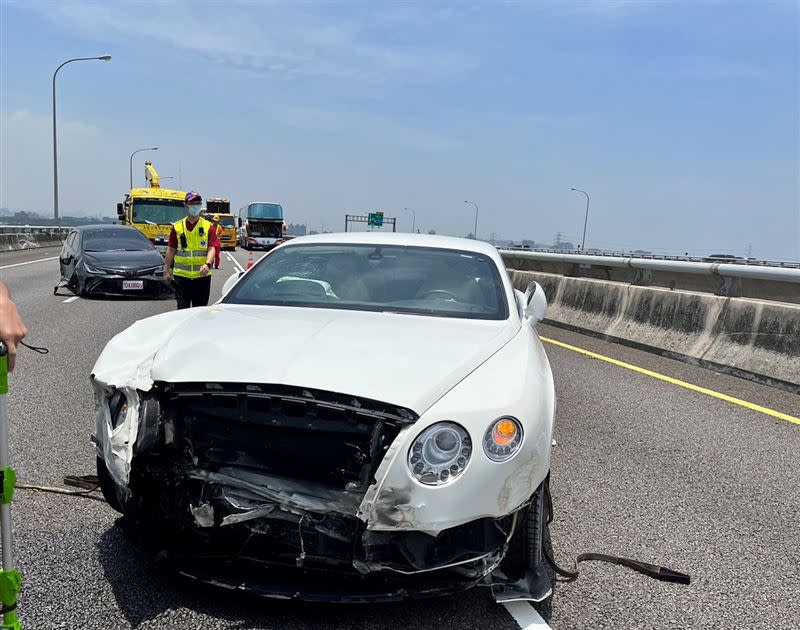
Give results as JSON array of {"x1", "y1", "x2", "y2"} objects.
[{"x1": 96, "y1": 380, "x2": 517, "y2": 599}]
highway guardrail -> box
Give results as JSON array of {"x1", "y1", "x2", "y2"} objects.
[
  {"x1": 501, "y1": 250, "x2": 800, "y2": 392},
  {"x1": 499, "y1": 249, "x2": 800, "y2": 304},
  {"x1": 0, "y1": 226, "x2": 72, "y2": 251}
]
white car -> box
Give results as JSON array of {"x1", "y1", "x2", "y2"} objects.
[{"x1": 91, "y1": 232, "x2": 556, "y2": 609}]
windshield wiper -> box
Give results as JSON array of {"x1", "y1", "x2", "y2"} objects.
[{"x1": 143, "y1": 220, "x2": 158, "y2": 226}]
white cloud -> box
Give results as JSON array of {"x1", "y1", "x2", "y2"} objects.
[{"x1": 18, "y1": 1, "x2": 476, "y2": 82}]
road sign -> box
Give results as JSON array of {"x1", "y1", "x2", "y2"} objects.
[{"x1": 367, "y1": 212, "x2": 384, "y2": 227}]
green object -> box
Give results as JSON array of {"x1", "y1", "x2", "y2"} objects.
[
  {"x1": 0, "y1": 349, "x2": 7, "y2": 396},
  {"x1": 367, "y1": 211, "x2": 384, "y2": 227},
  {"x1": 0, "y1": 569, "x2": 21, "y2": 630},
  {"x1": 0, "y1": 469, "x2": 14, "y2": 506}
]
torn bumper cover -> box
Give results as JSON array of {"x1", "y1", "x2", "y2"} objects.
[{"x1": 92, "y1": 381, "x2": 519, "y2": 600}]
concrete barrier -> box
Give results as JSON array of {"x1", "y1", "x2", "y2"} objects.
[
  {"x1": 509, "y1": 270, "x2": 800, "y2": 393},
  {"x1": 502, "y1": 250, "x2": 800, "y2": 305},
  {"x1": 0, "y1": 227, "x2": 70, "y2": 251}
]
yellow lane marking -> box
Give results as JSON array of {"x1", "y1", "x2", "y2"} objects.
[{"x1": 539, "y1": 336, "x2": 800, "y2": 426}]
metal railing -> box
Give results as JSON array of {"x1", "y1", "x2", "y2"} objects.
[
  {"x1": 500, "y1": 247, "x2": 799, "y2": 269},
  {"x1": 499, "y1": 248, "x2": 800, "y2": 284}
]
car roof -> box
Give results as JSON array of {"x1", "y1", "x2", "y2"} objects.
[{"x1": 282, "y1": 232, "x2": 501, "y2": 257}]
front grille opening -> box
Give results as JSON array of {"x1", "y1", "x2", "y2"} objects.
[{"x1": 162, "y1": 383, "x2": 416, "y2": 493}]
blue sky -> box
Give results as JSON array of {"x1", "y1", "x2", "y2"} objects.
[{"x1": 1, "y1": 1, "x2": 798, "y2": 259}]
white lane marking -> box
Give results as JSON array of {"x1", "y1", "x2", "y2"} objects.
[
  {"x1": 0, "y1": 256, "x2": 59, "y2": 270},
  {"x1": 62, "y1": 296, "x2": 79, "y2": 303},
  {"x1": 226, "y1": 251, "x2": 245, "y2": 273},
  {"x1": 502, "y1": 601, "x2": 552, "y2": 629}
]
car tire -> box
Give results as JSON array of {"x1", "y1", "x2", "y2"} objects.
[
  {"x1": 96, "y1": 456, "x2": 124, "y2": 514},
  {"x1": 501, "y1": 477, "x2": 555, "y2": 619}
]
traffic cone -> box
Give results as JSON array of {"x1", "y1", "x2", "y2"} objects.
[{"x1": 246, "y1": 251, "x2": 254, "y2": 269}]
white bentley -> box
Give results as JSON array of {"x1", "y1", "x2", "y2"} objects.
[{"x1": 91, "y1": 233, "x2": 556, "y2": 610}]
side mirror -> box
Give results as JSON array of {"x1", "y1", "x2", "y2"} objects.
[
  {"x1": 523, "y1": 281, "x2": 548, "y2": 323},
  {"x1": 221, "y1": 271, "x2": 244, "y2": 298},
  {"x1": 116, "y1": 203, "x2": 125, "y2": 219}
]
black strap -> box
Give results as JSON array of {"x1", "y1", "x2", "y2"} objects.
[
  {"x1": 0, "y1": 602, "x2": 17, "y2": 615},
  {"x1": 21, "y1": 341, "x2": 48, "y2": 354},
  {"x1": 542, "y1": 477, "x2": 691, "y2": 585}
]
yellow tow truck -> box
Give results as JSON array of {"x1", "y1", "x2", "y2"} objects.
[
  {"x1": 116, "y1": 161, "x2": 188, "y2": 254},
  {"x1": 204, "y1": 198, "x2": 237, "y2": 251}
]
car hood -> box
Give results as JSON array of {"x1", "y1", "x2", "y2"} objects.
[
  {"x1": 84, "y1": 249, "x2": 162, "y2": 269},
  {"x1": 93, "y1": 304, "x2": 519, "y2": 414}
]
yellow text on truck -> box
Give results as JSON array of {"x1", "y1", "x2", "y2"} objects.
[{"x1": 116, "y1": 161, "x2": 188, "y2": 254}]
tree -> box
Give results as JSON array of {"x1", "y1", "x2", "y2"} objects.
[
  {"x1": 466, "y1": 232, "x2": 475, "y2": 240},
  {"x1": 427, "y1": 229, "x2": 436, "y2": 235}
]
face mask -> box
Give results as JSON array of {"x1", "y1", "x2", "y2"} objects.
[{"x1": 187, "y1": 205, "x2": 201, "y2": 217}]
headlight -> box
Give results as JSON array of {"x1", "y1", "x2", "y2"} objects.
[
  {"x1": 483, "y1": 416, "x2": 523, "y2": 462},
  {"x1": 407, "y1": 422, "x2": 471, "y2": 485},
  {"x1": 83, "y1": 262, "x2": 106, "y2": 274}
]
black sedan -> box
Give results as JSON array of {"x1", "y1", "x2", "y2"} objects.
[{"x1": 56, "y1": 225, "x2": 171, "y2": 298}]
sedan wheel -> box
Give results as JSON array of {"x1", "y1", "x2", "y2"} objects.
[
  {"x1": 501, "y1": 477, "x2": 556, "y2": 618},
  {"x1": 96, "y1": 456, "x2": 124, "y2": 514}
]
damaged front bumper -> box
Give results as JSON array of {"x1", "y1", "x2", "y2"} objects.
[{"x1": 94, "y1": 381, "x2": 522, "y2": 600}]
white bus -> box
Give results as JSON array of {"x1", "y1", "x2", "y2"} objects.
[{"x1": 238, "y1": 202, "x2": 286, "y2": 250}]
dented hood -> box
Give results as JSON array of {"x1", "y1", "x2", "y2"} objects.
[{"x1": 93, "y1": 304, "x2": 519, "y2": 414}]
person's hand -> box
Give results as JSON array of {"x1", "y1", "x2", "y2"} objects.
[
  {"x1": 199, "y1": 264, "x2": 210, "y2": 277},
  {"x1": 162, "y1": 268, "x2": 173, "y2": 284},
  {"x1": 0, "y1": 286, "x2": 27, "y2": 371}
]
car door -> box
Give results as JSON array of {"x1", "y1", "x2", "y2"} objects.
[{"x1": 60, "y1": 230, "x2": 78, "y2": 278}]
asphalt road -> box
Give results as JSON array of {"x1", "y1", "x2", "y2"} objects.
[{"x1": 1, "y1": 245, "x2": 798, "y2": 629}]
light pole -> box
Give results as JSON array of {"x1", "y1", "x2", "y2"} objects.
[
  {"x1": 403, "y1": 207, "x2": 416, "y2": 233},
  {"x1": 52, "y1": 55, "x2": 112, "y2": 222},
  {"x1": 129, "y1": 147, "x2": 158, "y2": 189},
  {"x1": 571, "y1": 188, "x2": 590, "y2": 250},
  {"x1": 464, "y1": 200, "x2": 479, "y2": 239}
]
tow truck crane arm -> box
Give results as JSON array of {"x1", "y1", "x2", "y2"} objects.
[{"x1": 144, "y1": 161, "x2": 160, "y2": 189}]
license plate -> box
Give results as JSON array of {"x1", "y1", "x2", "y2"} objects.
[{"x1": 123, "y1": 280, "x2": 144, "y2": 290}]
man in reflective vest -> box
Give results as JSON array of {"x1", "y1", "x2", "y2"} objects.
[{"x1": 162, "y1": 192, "x2": 220, "y2": 309}]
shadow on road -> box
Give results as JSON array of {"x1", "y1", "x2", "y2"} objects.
[{"x1": 96, "y1": 522, "x2": 484, "y2": 630}]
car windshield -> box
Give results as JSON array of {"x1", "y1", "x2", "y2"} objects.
[
  {"x1": 247, "y1": 203, "x2": 283, "y2": 220},
  {"x1": 132, "y1": 200, "x2": 187, "y2": 225},
  {"x1": 223, "y1": 243, "x2": 509, "y2": 320},
  {"x1": 219, "y1": 216, "x2": 236, "y2": 228},
  {"x1": 83, "y1": 229, "x2": 154, "y2": 252}
]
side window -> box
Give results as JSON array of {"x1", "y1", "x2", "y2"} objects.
[{"x1": 65, "y1": 231, "x2": 77, "y2": 251}]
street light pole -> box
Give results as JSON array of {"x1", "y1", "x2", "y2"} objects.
[
  {"x1": 129, "y1": 147, "x2": 158, "y2": 189},
  {"x1": 464, "y1": 200, "x2": 479, "y2": 239},
  {"x1": 571, "y1": 188, "x2": 590, "y2": 250},
  {"x1": 52, "y1": 55, "x2": 111, "y2": 222},
  {"x1": 403, "y1": 207, "x2": 416, "y2": 233}
]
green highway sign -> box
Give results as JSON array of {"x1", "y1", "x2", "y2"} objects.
[{"x1": 367, "y1": 211, "x2": 384, "y2": 227}]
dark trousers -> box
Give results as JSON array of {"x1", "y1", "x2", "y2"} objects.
[{"x1": 173, "y1": 275, "x2": 211, "y2": 309}]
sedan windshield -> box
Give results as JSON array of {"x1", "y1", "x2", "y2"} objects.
[
  {"x1": 132, "y1": 200, "x2": 187, "y2": 225},
  {"x1": 83, "y1": 229, "x2": 154, "y2": 252},
  {"x1": 223, "y1": 244, "x2": 509, "y2": 320}
]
